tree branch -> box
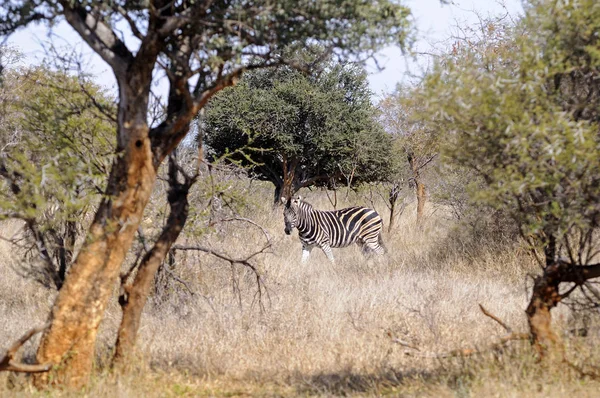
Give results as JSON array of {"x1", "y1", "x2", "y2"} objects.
[
  {"x1": 0, "y1": 323, "x2": 52, "y2": 373},
  {"x1": 59, "y1": 1, "x2": 133, "y2": 75},
  {"x1": 479, "y1": 304, "x2": 513, "y2": 334}
]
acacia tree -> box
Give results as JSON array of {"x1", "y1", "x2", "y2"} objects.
[
  {"x1": 417, "y1": 0, "x2": 600, "y2": 356},
  {"x1": 0, "y1": 0, "x2": 413, "y2": 388},
  {"x1": 379, "y1": 88, "x2": 438, "y2": 225},
  {"x1": 0, "y1": 65, "x2": 114, "y2": 290},
  {"x1": 203, "y1": 60, "x2": 394, "y2": 203}
]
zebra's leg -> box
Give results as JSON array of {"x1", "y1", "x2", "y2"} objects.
[
  {"x1": 363, "y1": 238, "x2": 385, "y2": 256},
  {"x1": 301, "y1": 244, "x2": 313, "y2": 263},
  {"x1": 320, "y1": 243, "x2": 335, "y2": 263}
]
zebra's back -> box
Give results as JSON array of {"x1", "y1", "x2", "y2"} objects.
[{"x1": 314, "y1": 206, "x2": 382, "y2": 248}]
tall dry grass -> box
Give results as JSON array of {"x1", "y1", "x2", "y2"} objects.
[{"x1": 1, "y1": 184, "x2": 599, "y2": 396}]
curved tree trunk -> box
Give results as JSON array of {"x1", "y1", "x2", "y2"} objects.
[
  {"x1": 113, "y1": 156, "x2": 191, "y2": 365},
  {"x1": 33, "y1": 83, "x2": 156, "y2": 388},
  {"x1": 387, "y1": 182, "x2": 404, "y2": 233}
]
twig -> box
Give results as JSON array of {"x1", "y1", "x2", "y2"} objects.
[
  {"x1": 209, "y1": 217, "x2": 272, "y2": 244},
  {"x1": 162, "y1": 260, "x2": 195, "y2": 296},
  {"x1": 479, "y1": 304, "x2": 512, "y2": 333},
  {"x1": 0, "y1": 323, "x2": 52, "y2": 373},
  {"x1": 386, "y1": 331, "x2": 420, "y2": 351},
  {"x1": 393, "y1": 305, "x2": 530, "y2": 359},
  {"x1": 564, "y1": 357, "x2": 600, "y2": 380}
]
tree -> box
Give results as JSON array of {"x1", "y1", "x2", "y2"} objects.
[
  {"x1": 203, "y1": 61, "x2": 395, "y2": 203},
  {"x1": 379, "y1": 87, "x2": 438, "y2": 225},
  {"x1": 417, "y1": 0, "x2": 600, "y2": 357},
  {"x1": 0, "y1": 0, "x2": 413, "y2": 388},
  {"x1": 0, "y1": 64, "x2": 115, "y2": 290}
]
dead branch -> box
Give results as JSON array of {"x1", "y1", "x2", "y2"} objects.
[
  {"x1": 0, "y1": 323, "x2": 52, "y2": 373},
  {"x1": 564, "y1": 357, "x2": 600, "y2": 380},
  {"x1": 162, "y1": 259, "x2": 196, "y2": 296},
  {"x1": 171, "y1": 243, "x2": 271, "y2": 310},
  {"x1": 208, "y1": 217, "x2": 272, "y2": 244},
  {"x1": 386, "y1": 331, "x2": 420, "y2": 351},
  {"x1": 392, "y1": 304, "x2": 530, "y2": 359},
  {"x1": 479, "y1": 304, "x2": 513, "y2": 333}
]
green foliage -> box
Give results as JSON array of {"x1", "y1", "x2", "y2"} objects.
[
  {"x1": 416, "y1": 0, "x2": 600, "y2": 263},
  {"x1": 0, "y1": 1, "x2": 414, "y2": 64},
  {"x1": 0, "y1": 65, "x2": 115, "y2": 286},
  {"x1": 0, "y1": 67, "x2": 115, "y2": 221},
  {"x1": 203, "y1": 59, "x2": 394, "y2": 200}
]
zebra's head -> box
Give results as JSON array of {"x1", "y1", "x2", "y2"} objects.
[{"x1": 282, "y1": 195, "x2": 302, "y2": 235}]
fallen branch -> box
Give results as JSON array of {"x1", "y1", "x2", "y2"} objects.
[
  {"x1": 0, "y1": 323, "x2": 52, "y2": 373},
  {"x1": 479, "y1": 304, "x2": 513, "y2": 333},
  {"x1": 391, "y1": 304, "x2": 530, "y2": 358},
  {"x1": 564, "y1": 357, "x2": 600, "y2": 380}
]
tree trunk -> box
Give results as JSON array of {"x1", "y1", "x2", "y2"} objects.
[
  {"x1": 388, "y1": 182, "x2": 401, "y2": 233},
  {"x1": 33, "y1": 87, "x2": 156, "y2": 388},
  {"x1": 281, "y1": 156, "x2": 297, "y2": 201},
  {"x1": 416, "y1": 180, "x2": 426, "y2": 225},
  {"x1": 407, "y1": 152, "x2": 426, "y2": 225},
  {"x1": 273, "y1": 183, "x2": 283, "y2": 205},
  {"x1": 525, "y1": 264, "x2": 563, "y2": 359},
  {"x1": 113, "y1": 156, "x2": 191, "y2": 365}
]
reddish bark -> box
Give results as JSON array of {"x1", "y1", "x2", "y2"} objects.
[{"x1": 113, "y1": 156, "x2": 192, "y2": 365}]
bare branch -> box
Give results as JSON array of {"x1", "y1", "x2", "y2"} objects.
[
  {"x1": 171, "y1": 243, "x2": 271, "y2": 310},
  {"x1": 479, "y1": 304, "x2": 512, "y2": 334},
  {"x1": 209, "y1": 217, "x2": 272, "y2": 244},
  {"x1": 58, "y1": 1, "x2": 133, "y2": 75},
  {"x1": 0, "y1": 323, "x2": 52, "y2": 373}
]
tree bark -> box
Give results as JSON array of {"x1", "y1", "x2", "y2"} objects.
[
  {"x1": 416, "y1": 181, "x2": 426, "y2": 224},
  {"x1": 281, "y1": 155, "x2": 298, "y2": 201},
  {"x1": 526, "y1": 274, "x2": 562, "y2": 358},
  {"x1": 113, "y1": 156, "x2": 191, "y2": 366},
  {"x1": 407, "y1": 152, "x2": 426, "y2": 225},
  {"x1": 388, "y1": 182, "x2": 401, "y2": 233},
  {"x1": 33, "y1": 83, "x2": 156, "y2": 388}
]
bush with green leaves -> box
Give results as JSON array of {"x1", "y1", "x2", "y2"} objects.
[
  {"x1": 415, "y1": 0, "x2": 600, "y2": 352},
  {"x1": 0, "y1": 65, "x2": 115, "y2": 289}
]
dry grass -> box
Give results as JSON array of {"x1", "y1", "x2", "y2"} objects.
[{"x1": 1, "y1": 186, "x2": 600, "y2": 396}]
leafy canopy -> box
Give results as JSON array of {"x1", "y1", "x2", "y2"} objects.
[
  {"x1": 203, "y1": 59, "x2": 394, "y2": 196},
  {"x1": 416, "y1": 0, "x2": 600, "y2": 264}
]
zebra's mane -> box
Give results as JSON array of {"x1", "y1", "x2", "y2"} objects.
[{"x1": 298, "y1": 199, "x2": 313, "y2": 210}]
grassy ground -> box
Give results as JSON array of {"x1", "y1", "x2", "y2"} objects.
[{"x1": 1, "y1": 185, "x2": 599, "y2": 396}]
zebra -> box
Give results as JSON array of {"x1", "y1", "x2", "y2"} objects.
[{"x1": 281, "y1": 196, "x2": 386, "y2": 263}]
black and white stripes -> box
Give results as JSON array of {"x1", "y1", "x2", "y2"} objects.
[{"x1": 282, "y1": 196, "x2": 386, "y2": 263}]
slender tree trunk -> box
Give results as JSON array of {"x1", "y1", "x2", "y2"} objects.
[
  {"x1": 279, "y1": 155, "x2": 298, "y2": 202},
  {"x1": 388, "y1": 182, "x2": 401, "y2": 233},
  {"x1": 34, "y1": 84, "x2": 156, "y2": 387},
  {"x1": 113, "y1": 156, "x2": 191, "y2": 365},
  {"x1": 407, "y1": 152, "x2": 426, "y2": 225},
  {"x1": 416, "y1": 181, "x2": 426, "y2": 224}
]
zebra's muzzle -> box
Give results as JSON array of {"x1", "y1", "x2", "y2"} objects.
[{"x1": 284, "y1": 228, "x2": 291, "y2": 235}]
